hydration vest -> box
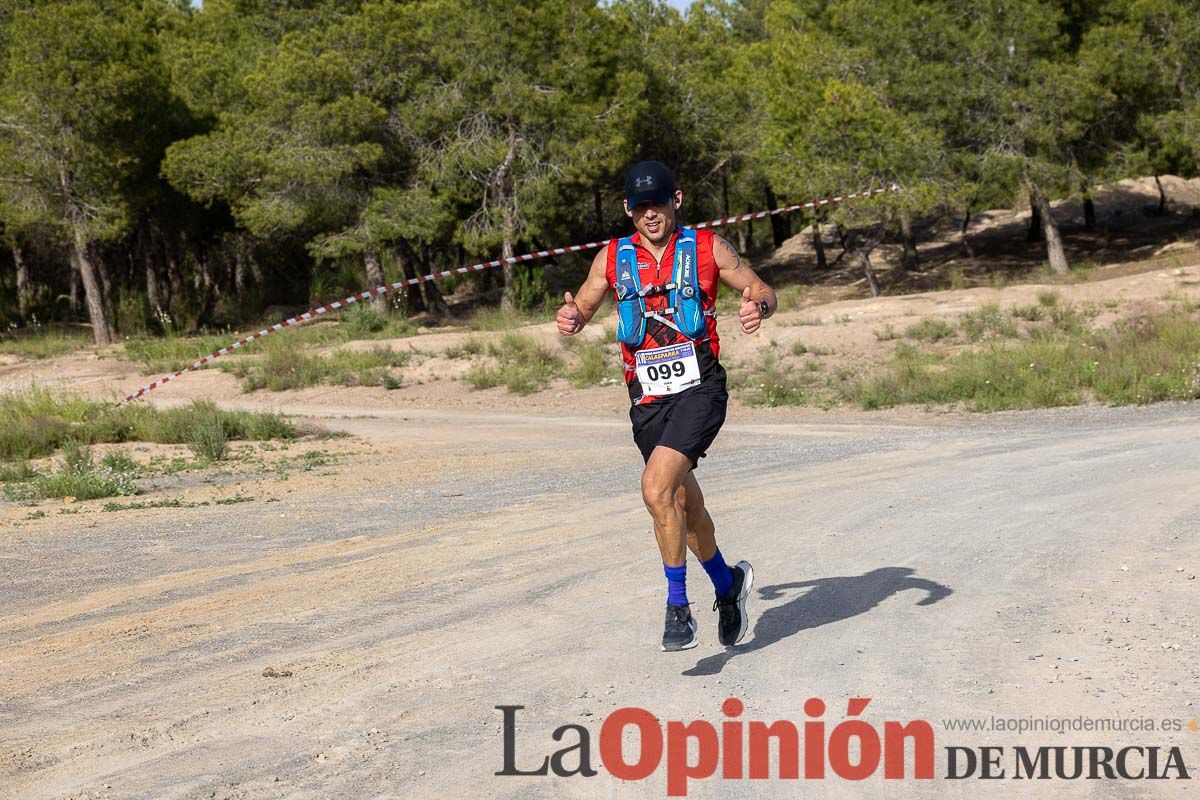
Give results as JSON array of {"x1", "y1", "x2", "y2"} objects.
[{"x1": 613, "y1": 228, "x2": 709, "y2": 346}]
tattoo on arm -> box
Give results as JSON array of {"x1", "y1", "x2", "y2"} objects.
[{"x1": 718, "y1": 238, "x2": 743, "y2": 270}]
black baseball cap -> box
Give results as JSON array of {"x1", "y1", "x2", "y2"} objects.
[{"x1": 625, "y1": 161, "x2": 677, "y2": 208}]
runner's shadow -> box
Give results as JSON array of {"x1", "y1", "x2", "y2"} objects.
[{"x1": 683, "y1": 567, "x2": 951, "y2": 677}]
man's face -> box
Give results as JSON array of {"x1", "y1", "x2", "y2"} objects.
[{"x1": 625, "y1": 189, "x2": 683, "y2": 247}]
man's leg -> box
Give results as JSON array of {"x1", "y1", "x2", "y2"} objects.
[
  {"x1": 641, "y1": 446, "x2": 700, "y2": 651},
  {"x1": 678, "y1": 473, "x2": 735, "y2": 598},
  {"x1": 678, "y1": 472, "x2": 754, "y2": 647},
  {"x1": 641, "y1": 445, "x2": 694, "y2": 568},
  {"x1": 678, "y1": 472, "x2": 716, "y2": 562}
]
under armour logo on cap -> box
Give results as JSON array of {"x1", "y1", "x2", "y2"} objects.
[{"x1": 625, "y1": 161, "x2": 676, "y2": 208}]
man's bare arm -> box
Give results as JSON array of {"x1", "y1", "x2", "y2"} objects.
[
  {"x1": 556, "y1": 245, "x2": 610, "y2": 335},
  {"x1": 712, "y1": 236, "x2": 776, "y2": 334}
]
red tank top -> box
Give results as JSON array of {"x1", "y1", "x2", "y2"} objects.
[{"x1": 604, "y1": 227, "x2": 722, "y2": 405}]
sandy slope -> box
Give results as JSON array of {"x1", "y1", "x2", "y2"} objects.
[{"x1": 4, "y1": 249, "x2": 1200, "y2": 419}]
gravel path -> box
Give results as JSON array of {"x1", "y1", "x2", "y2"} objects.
[{"x1": 1, "y1": 402, "x2": 1198, "y2": 798}]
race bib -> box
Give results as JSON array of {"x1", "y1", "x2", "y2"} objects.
[{"x1": 635, "y1": 342, "x2": 701, "y2": 396}]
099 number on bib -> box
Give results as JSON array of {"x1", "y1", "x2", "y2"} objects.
[
  {"x1": 644, "y1": 361, "x2": 687, "y2": 381},
  {"x1": 634, "y1": 341, "x2": 701, "y2": 396}
]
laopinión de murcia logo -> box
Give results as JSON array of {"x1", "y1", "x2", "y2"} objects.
[{"x1": 495, "y1": 698, "x2": 1193, "y2": 796}]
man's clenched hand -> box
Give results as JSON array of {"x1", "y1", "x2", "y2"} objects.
[
  {"x1": 557, "y1": 291, "x2": 583, "y2": 335},
  {"x1": 739, "y1": 286, "x2": 763, "y2": 334}
]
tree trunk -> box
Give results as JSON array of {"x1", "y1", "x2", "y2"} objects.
[
  {"x1": 897, "y1": 208, "x2": 918, "y2": 271},
  {"x1": 1028, "y1": 181, "x2": 1069, "y2": 275},
  {"x1": 419, "y1": 243, "x2": 448, "y2": 315},
  {"x1": 363, "y1": 248, "x2": 387, "y2": 311},
  {"x1": 495, "y1": 130, "x2": 520, "y2": 312},
  {"x1": 166, "y1": 250, "x2": 183, "y2": 305},
  {"x1": 960, "y1": 209, "x2": 975, "y2": 259},
  {"x1": 1155, "y1": 175, "x2": 1167, "y2": 215},
  {"x1": 744, "y1": 205, "x2": 754, "y2": 251},
  {"x1": 1081, "y1": 179, "x2": 1096, "y2": 230},
  {"x1": 1027, "y1": 195, "x2": 1043, "y2": 242},
  {"x1": 393, "y1": 240, "x2": 425, "y2": 313},
  {"x1": 144, "y1": 247, "x2": 163, "y2": 314},
  {"x1": 499, "y1": 230, "x2": 517, "y2": 312},
  {"x1": 93, "y1": 243, "x2": 116, "y2": 330},
  {"x1": 69, "y1": 258, "x2": 81, "y2": 315},
  {"x1": 70, "y1": 229, "x2": 112, "y2": 345},
  {"x1": 188, "y1": 243, "x2": 216, "y2": 331},
  {"x1": 764, "y1": 185, "x2": 790, "y2": 247},
  {"x1": 247, "y1": 247, "x2": 263, "y2": 287},
  {"x1": 539, "y1": 243, "x2": 563, "y2": 299},
  {"x1": 857, "y1": 248, "x2": 880, "y2": 297},
  {"x1": 12, "y1": 241, "x2": 31, "y2": 320},
  {"x1": 594, "y1": 187, "x2": 603, "y2": 234},
  {"x1": 233, "y1": 244, "x2": 247, "y2": 294},
  {"x1": 812, "y1": 219, "x2": 827, "y2": 270}
]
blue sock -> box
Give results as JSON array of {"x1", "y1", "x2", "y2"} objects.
[
  {"x1": 664, "y1": 563, "x2": 688, "y2": 606},
  {"x1": 701, "y1": 548, "x2": 734, "y2": 597}
]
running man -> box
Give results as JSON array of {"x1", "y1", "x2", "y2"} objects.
[{"x1": 556, "y1": 161, "x2": 777, "y2": 651}]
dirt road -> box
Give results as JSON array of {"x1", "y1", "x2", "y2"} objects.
[{"x1": 2, "y1": 400, "x2": 1199, "y2": 798}]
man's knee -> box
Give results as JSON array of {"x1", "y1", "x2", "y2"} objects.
[{"x1": 641, "y1": 472, "x2": 683, "y2": 516}]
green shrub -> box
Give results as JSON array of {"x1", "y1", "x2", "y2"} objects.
[
  {"x1": 235, "y1": 346, "x2": 324, "y2": 391},
  {"x1": 1037, "y1": 290, "x2": 1060, "y2": 307},
  {"x1": 103, "y1": 498, "x2": 188, "y2": 512},
  {"x1": 1048, "y1": 303, "x2": 1086, "y2": 336},
  {"x1": 116, "y1": 290, "x2": 152, "y2": 336},
  {"x1": 0, "y1": 386, "x2": 95, "y2": 460},
  {"x1": 568, "y1": 340, "x2": 619, "y2": 388},
  {"x1": 188, "y1": 414, "x2": 229, "y2": 461},
  {"x1": 1011, "y1": 304, "x2": 1044, "y2": 322},
  {"x1": 126, "y1": 400, "x2": 295, "y2": 444},
  {"x1": 0, "y1": 329, "x2": 92, "y2": 359},
  {"x1": 905, "y1": 318, "x2": 955, "y2": 341},
  {"x1": 100, "y1": 451, "x2": 139, "y2": 473},
  {"x1": 342, "y1": 303, "x2": 389, "y2": 335},
  {"x1": 123, "y1": 333, "x2": 249, "y2": 374},
  {"x1": 1089, "y1": 313, "x2": 1200, "y2": 404},
  {"x1": 336, "y1": 303, "x2": 416, "y2": 340},
  {"x1": 509, "y1": 265, "x2": 551, "y2": 311},
  {"x1": 960, "y1": 305, "x2": 1018, "y2": 341},
  {"x1": 0, "y1": 460, "x2": 37, "y2": 483},
  {"x1": 4, "y1": 441, "x2": 138, "y2": 503},
  {"x1": 445, "y1": 337, "x2": 485, "y2": 358},
  {"x1": 465, "y1": 332, "x2": 562, "y2": 395},
  {"x1": 0, "y1": 388, "x2": 294, "y2": 461},
  {"x1": 845, "y1": 312, "x2": 1200, "y2": 411},
  {"x1": 734, "y1": 351, "x2": 812, "y2": 407},
  {"x1": 233, "y1": 343, "x2": 409, "y2": 391}
]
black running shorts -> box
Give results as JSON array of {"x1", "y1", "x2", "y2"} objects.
[{"x1": 630, "y1": 368, "x2": 728, "y2": 468}]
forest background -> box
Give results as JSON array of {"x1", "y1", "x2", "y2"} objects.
[{"x1": 1, "y1": 0, "x2": 1197, "y2": 346}]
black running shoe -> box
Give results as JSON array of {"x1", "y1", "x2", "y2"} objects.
[
  {"x1": 661, "y1": 603, "x2": 698, "y2": 651},
  {"x1": 714, "y1": 560, "x2": 753, "y2": 646}
]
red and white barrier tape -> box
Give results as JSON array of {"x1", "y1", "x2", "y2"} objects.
[{"x1": 116, "y1": 184, "x2": 898, "y2": 406}]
